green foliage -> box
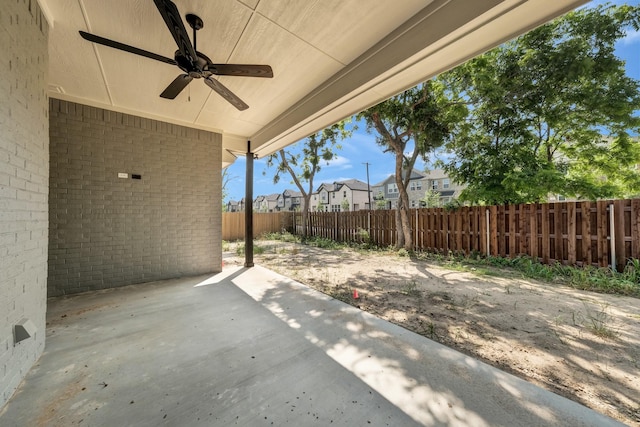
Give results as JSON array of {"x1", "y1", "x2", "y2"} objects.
[
  {"x1": 259, "y1": 231, "x2": 300, "y2": 243},
  {"x1": 265, "y1": 121, "x2": 353, "y2": 188},
  {"x1": 355, "y1": 228, "x2": 370, "y2": 243},
  {"x1": 303, "y1": 236, "x2": 346, "y2": 250},
  {"x1": 235, "y1": 243, "x2": 266, "y2": 255},
  {"x1": 375, "y1": 199, "x2": 387, "y2": 210},
  {"x1": 414, "y1": 250, "x2": 640, "y2": 297},
  {"x1": 421, "y1": 189, "x2": 441, "y2": 208},
  {"x1": 264, "y1": 120, "x2": 353, "y2": 237},
  {"x1": 440, "y1": 3, "x2": 640, "y2": 204},
  {"x1": 357, "y1": 80, "x2": 466, "y2": 248},
  {"x1": 397, "y1": 248, "x2": 412, "y2": 258}
]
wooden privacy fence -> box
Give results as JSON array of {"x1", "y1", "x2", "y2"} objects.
[
  {"x1": 294, "y1": 199, "x2": 640, "y2": 271},
  {"x1": 222, "y1": 211, "x2": 293, "y2": 241}
]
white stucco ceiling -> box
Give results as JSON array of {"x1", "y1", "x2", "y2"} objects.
[{"x1": 40, "y1": 0, "x2": 589, "y2": 167}]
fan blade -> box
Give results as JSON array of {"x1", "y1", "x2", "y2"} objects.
[
  {"x1": 209, "y1": 64, "x2": 273, "y2": 78},
  {"x1": 79, "y1": 31, "x2": 177, "y2": 65},
  {"x1": 204, "y1": 77, "x2": 249, "y2": 111},
  {"x1": 153, "y1": 0, "x2": 198, "y2": 64},
  {"x1": 160, "y1": 74, "x2": 193, "y2": 99}
]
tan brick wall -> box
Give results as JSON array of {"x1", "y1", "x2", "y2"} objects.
[
  {"x1": 0, "y1": 0, "x2": 49, "y2": 407},
  {"x1": 48, "y1": 99, "x2": 222, "y2": 296}
]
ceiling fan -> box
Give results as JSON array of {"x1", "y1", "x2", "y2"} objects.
[{"x1": 79, "y1": 0, "x2": 273, "y2": 111}]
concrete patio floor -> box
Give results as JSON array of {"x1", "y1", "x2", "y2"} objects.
[{"x1": 0, "y1": 265, "x2": 624, "y2": 426}]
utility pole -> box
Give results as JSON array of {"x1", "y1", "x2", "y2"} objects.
[{"x1": 363, "y1": 162, "x2": 372, "y2": 210}]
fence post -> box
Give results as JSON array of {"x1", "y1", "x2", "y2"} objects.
[
  {"x1": 609, "y1": 203, "x2": 616, "y2": 271},
  {"x1": 415, "y1": 209, "x2": 419, "y2": 251},
  {"x1": 485, "y1": 209, "x2": 490, "y2": 257}
]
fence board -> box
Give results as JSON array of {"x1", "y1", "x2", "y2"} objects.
[
  {"x1": 530, "y1": 204, "x2": 538, "y2": 261},
  {"x1": 508, "y1": 205, "x2": 516, "y2": 257},
  {"x1": 614, "y1": 199, "x2": 626, "y2": 271},
  {"x1": 553, "y1": 203, "x2": 563, "y2": 263},
  {"x1": 596, "y1": 201, "x2": 609, "y2": 268},
  {"x1": 222, "y1": 212, "x2": 293, "y2": 240},
  {"x1": 567, "y1": 202, "x2": 577, "y2": 265},
  {"x1": 633, "y1": 199, "x2": 640, "y2": 259},
  {"x1": 580, "y1": 202, "x2": 592, "y2": 266}
]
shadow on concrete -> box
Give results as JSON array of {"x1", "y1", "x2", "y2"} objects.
[{"x1": 0, "y1": 266, "x2": 624, "y2": 426}]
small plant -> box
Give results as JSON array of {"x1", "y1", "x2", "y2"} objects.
[
  {"x1": 400, "y1": 281, "x2": 421, "y2": 297},
  {"x1": 305, "y1": 236, "x2": 345, "y2": 249},
  {"x1": 621, "y1": 258, "x2": 640, "y2": 283},
  {"x1": 584, "y1": 303, "x2": 618, "y2": 340},
  {"x1": 322, "y1": 284, "x2": 354, "y2": 304},
  {"x1": 235, "y1": 243, "x2": 265, "y2": 255},
  {"x1": 456, "y1": 294, "x2": 479, "y2": 310},
  {"x1": 355, "y1": 228, "x2": 370, "y2": 243},
  {"x1": 397, "y1": 248, "x2": 411, "y2": 257},
  {"x1": 425, "y1": 321, "x2": 437, "y2": 340},
  {"x1": 260, "y1": 231, "x2": 300, "y2": 243}
]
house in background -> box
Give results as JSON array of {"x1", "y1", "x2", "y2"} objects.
[
  {"x1": 309, "y1": 179, "x2": 372, "y2": 212},
  {"x1": 281, "y1": 189, "x2": 302, "y2": 211},
  {"x1": 226, "y1": 200, "x2": 240, "y2": 212},
  {"x1": 424, "y1": 169, "x2": 466, "y2": 206},
  {"x1": 251, "y1": 189, "x2": 302, "y2": 212},
  {"x1": 252, "y1": 194, "x2": 281, "y2": 212},
  {"x1": 253, "y1": 195, "x2": 266, "y2": 212},
  {"x1": 373, "y1": 169, "x2": 429, "y2": 209},
  {"x1": 265, "y1": 194, "x2": 280, "y2": 212},
  {"x1": 373, "y1": 169, "x2": 466, "y2": 209}
]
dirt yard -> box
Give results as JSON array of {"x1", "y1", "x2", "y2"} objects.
[{"x1": 224, "y1": 240, "x2": 640, "y2": 426}]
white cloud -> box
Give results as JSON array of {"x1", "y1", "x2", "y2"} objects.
[
  {"x1": 317, "y1": 176, "x2": 357, "y2": 185},
  {"x1": 326, "y1": 155, "x2": 352, "y2": 169}
]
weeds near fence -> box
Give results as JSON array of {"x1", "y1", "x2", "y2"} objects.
[
  {"x1": 416, "y1": 251, "x2": 640, "y2": 297},
  {"x1": 235, "y1": 243, "x2": 266, "y2": 255},
  {"x1": 260, "y1": 231, "x2": 300, "y2": 243},
  {"x1": 253, "y1": 232, "x2": 640, "y2": 298},
  {"x1": 588, "y1": 306, "x2": 618, "y2": 339}
]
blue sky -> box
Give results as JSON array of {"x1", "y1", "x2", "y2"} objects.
[{"x1": 224, "y1": 0, "x2": 640, "y2": 202}]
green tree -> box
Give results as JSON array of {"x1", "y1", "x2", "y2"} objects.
[
  {"x1": 341, "y1": 198, "x2": 350, "y2": 212},
  {"x1": 421, "y1": 188, "x2": 441, "y2": 208},
  {"x1": 265, "y1": 121, "x2": 353, "y2": 237},
  {"x1": 375, "y1": 199, "x2": 387, "y2": 210},
  {"x1": 440, "y1": 3, "x2": 640, "y2": 205},
  {"x1": 358, "y1": 81, "x2": 465, "y2": 250}
]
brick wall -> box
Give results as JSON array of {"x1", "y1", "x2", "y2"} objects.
[
  {"x1": 48, "y1": 99, "x2": 222, "y2": 296},
  {"x1": 0, "y1": 0, "x2": 49, "y2": 408}
]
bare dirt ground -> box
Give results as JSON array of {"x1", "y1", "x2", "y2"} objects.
[{"x1": 224, "y1": 240, "x2": 640, "y2": 425}]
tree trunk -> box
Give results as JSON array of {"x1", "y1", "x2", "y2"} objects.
[
  {"x1": 393, "y1": 152, "x2": 413, "y2": 250},
  {"x1": 399, "y1": 188, "x2": 413, "y2": 251},
  {"x1": 301, "y1": 194, "x2": 311, "y2": 238},
  {"x1": 395, "y1": 201, "x2": 404, "y2": 248}
]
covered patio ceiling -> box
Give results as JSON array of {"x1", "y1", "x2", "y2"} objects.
[{"x1": 41, "y1": 0, "x2": 588, "y2": 167}]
